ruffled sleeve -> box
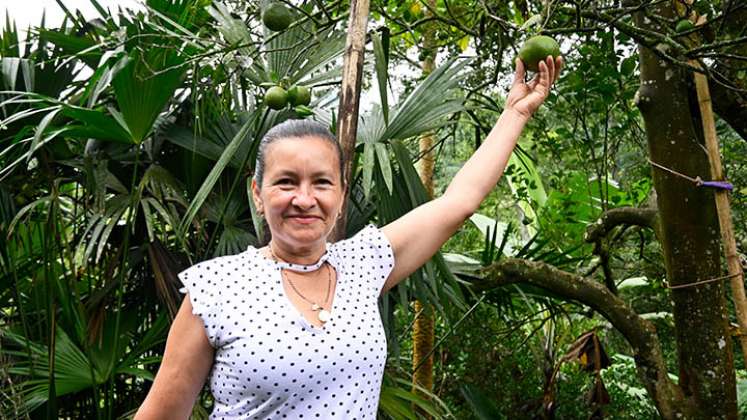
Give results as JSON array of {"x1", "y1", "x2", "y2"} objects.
[
  {"x1": 178, "y1": 261, "x2": 223, "y2": 348},
  {"x1": 333, "y1": 224, "x2": 395, "y2": 296}
]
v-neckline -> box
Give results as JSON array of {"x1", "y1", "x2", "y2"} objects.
[
  {"x1": 254, "y1": 246, "x2": 340, "y2": 330},
  {"x1": 278, "y1": 264, "x2": 339, "y2": 330}
]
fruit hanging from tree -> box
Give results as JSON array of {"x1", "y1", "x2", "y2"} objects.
[
  {"x1": 264, "y1": 86, "x2": 288, "y2": 110},
  {"x1": 287, "y1": 85, "x2": 311, "y2": 106},
  {"x1": 262, "y1": 2, "x2": 293, "y2": 32}
]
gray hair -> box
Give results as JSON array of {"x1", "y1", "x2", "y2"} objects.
[{"x1": 253, "y1": 119, "x2": 344, "y2": 188}]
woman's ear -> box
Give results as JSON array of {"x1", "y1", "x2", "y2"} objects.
[{"x1": 251, "y1": 178, "x2": 263, "y2": 214}]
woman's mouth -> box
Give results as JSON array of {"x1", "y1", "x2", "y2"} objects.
[{"x1": 289, "y1": 215, "x2": 319, "y2": 224}]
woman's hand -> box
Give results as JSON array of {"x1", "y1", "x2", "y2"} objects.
[{"x1": 505, "y1": 55, "x2": 563, "y2": 119}]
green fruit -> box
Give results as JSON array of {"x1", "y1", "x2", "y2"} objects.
[
  {"x1": 264, "y1": 86, "x2": 288, "y2": 110},
  {"x1": 518, "y1": 35, "x2": 561, "y2": 72},
  {"x1": 287, "y1": 85, "x2": 311, "y2": 106},
  {"x1": 676, "y1": 19, "x2": 695, "y2": 33},
  {"x1": 262, "y1": 3, "x2": 293, "y2": 32}
]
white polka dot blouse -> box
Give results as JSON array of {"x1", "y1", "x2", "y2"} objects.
[{"x1": 178, "y1": 224, "x2": 395, "y2": 419}]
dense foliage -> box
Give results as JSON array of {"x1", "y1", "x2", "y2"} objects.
[{"x1": 1, "y1": 0, "x2": 746, "y2": 418}]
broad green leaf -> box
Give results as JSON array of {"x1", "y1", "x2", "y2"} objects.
[
  {"x1": 28, "y1": 106, "x2": 62, "y2": 163},
  {"x1": 457, "y1": 35, "x2": 470, "y2": 52},
  {"x1": 178, "y1": 115, "x2": 256, "y2": 237},
  {"x1": 36, "y1": 28, "x2": 102, "y2": 68},
  {"x1": 362, "y1": 142, "x2": 375, "y2": 199},
  {"x1": 112, "y1": 48, "x2": 186, "y2": 143},
  {"x1": 372, "y1": 32, "x2": 389, "y2": 125},
  {"x1": 508, "y1": 147, "x2": 548, "y2": 206},
  {"x1": 206, "y1": 3, "x2": 255, "y2": 57},
  {"x1": 374, "y1": 142, "x2": 393, "y2": 194},
  {"x1": 60, "y1": 105, "x2": 133, "y2": 144}
]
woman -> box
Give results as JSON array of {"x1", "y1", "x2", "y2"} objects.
[{"x1": 135, "y1": 55, "x2": 561, "y2": 419}]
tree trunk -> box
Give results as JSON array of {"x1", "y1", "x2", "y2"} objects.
[
  {"x1": 334, "y1": 0, "x2": 370, "y2": 240},
  {"x1": 412, "y1": 0, "x2": 437, "y2": 407},
  {"x1": 635, "y1": 4, "x2": 737, "y2": 419}
]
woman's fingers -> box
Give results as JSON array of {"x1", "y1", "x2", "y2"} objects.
[
  {"x1": 512, "y1": 57, "x2": 526, "y2": 87},
  {"x1": 536, "y1": 58, "x2": 551, "y2": 93},
  {"x1": 555, "y1": 56, "x2": 564, "y2": 82}
]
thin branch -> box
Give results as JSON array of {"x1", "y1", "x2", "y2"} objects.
[{"x1": 584, "y1": 207, "x2": 659, "y2": 243}]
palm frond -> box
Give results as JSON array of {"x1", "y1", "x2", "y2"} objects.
[
  {"x1": 177, "y1": 111, "x2": 258, "y2": 239},
  {"x1": 375, "y1": 58, "x2": 469, "y2": 143},
  {"x1": 112, "y1": 48, "x2": 186, "y2": 144}
]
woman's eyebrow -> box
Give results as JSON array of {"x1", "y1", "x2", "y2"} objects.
[
  {"x1": 272, "y1": 170, "x2": 298, "y2": 178},
  {"x1": 273, "y1": 169, "x2": 334, "y2": 178}
]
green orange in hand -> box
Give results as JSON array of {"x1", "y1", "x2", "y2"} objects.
[{"x1": 518, "y1": 35, "x2": 561, "y2": 72}]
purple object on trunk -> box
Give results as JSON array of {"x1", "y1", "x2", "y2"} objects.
[{"x1": 698, "y1": 180, "x2": 734, "y2": 191}]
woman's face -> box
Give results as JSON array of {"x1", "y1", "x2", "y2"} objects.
[{"x1": 252, "y1": 136, "x2": 344, "y2": 252}]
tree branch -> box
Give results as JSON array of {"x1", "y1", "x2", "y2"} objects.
[
  {"x1": 584, "y1": 207, "x2": 659, "y2": 243},
  {"x1": 473, "y1": 258, "x2": 692, "y2": 419}
]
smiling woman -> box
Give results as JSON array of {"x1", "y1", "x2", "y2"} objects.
[
  {"x1": 135, "y1": 55, "x2": 561, "y2": 419},
  {"x1": 251, "y1": 120, "x2": 346, "y2": 261}
]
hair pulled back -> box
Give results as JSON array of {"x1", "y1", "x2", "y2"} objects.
[{"x1": 254, "y1": 119, "x2": 344, "y2": 188}]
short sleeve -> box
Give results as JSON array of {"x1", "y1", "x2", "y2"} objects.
[
  {"x1": 336, "y1": 224, "x2": 395, "y2": 295},
  {"x1": 178, "y1": 262, "x2": 222, "y2": 348}
]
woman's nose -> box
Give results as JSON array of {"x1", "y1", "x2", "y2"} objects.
[{"x1": 291, "y1": 187, "x2": 315, "y2": 208}]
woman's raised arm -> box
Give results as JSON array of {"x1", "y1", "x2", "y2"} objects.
[
  {"x1": 134, "y1": 297, "x2": 215, "y2": 420},
  {"x1": 380, "y1": 56, "x2": 561, "y2": 293}
]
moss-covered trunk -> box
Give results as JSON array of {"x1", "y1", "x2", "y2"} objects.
[
  {"x1": 412, "y1": 0, "x2": 437, "y2": 406},
  {"x1": 635, "y1": 5, "x2": 737, "y2": 419}
]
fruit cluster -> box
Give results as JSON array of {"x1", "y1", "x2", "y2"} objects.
[
  {"x1": 260, "y1": 3, "x2": 312, "y2": 111},
  {"x1": 264, "y1": 85, "x2": 312, "y2": 110}
]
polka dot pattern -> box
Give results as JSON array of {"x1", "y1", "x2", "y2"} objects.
[{"x1": 178, "y1": 224, "x2": 395, "y2": 419}]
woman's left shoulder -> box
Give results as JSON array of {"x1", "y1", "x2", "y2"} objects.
[
  {"x1": 332, "y1": 224, "x2": 387, "y2": 253},
  {"x1": 331, "y1": 224, "x2": 393, "y2": 269}
]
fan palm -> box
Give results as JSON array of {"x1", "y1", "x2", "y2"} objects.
[{"x1": 2, "y1": 1, "x2": 472, "y2": 418}]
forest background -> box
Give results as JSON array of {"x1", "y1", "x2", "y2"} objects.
[{"x1": 1, "y1": 0, "x2": 746, "y2": 418}]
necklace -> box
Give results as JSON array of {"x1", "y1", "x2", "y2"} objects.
[{"x1": 269, "y1": 244, "x2": 333, "y2": 323}]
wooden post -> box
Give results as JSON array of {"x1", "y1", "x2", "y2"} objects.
[
  {"x1": 692, "y1": 62, "x2": 747, "y2": 360},
  {"x1": 333, "y1": 0, "x2": 370, "y2": 241}
]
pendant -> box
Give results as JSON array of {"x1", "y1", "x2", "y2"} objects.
[
  {"x1": 318, "y1": 309, "x2": 331, "y2": 323},
  {"x1": 311, "y1": 303, "x2": 320, "y2": 311}
]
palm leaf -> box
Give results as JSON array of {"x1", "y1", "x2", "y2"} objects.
[
  {"x1": 372, "y1": 31, "x2": 390, "y2": 125},
  {"x1": 376, "y1": 58, "x2": 469, "y2": 143},
  {"x1": 4, "y1": 328, "x2": 97, "y2": 413},
  {"x1": 378, "y1": 374, "x2": 452, "y2": 419},
  {"x1": 177, "y1": 112, "x2": 258, "y2": 238},
  {"x1": 35, "y1": 29, "x2": 103, "y2": 69},
  {"x1": 111, "y1": 48, "x2": 186, "y2": 143}
]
